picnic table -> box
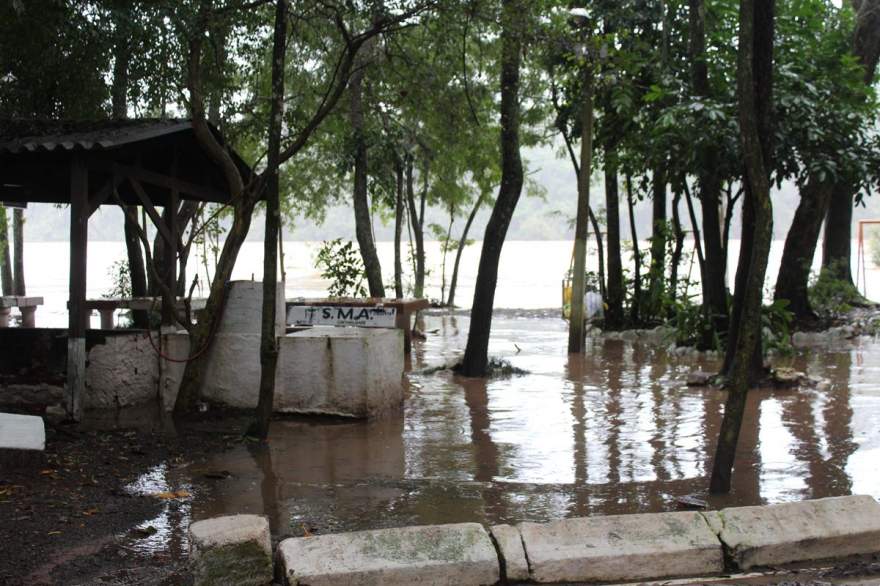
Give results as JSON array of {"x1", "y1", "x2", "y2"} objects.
[
  {"x1": 84, "y1": 297, "x2": 207, "y2": 329},
  {"x1": 286, "y1": 297, "x2": 430, "y2": 353},
  {"x1": 0, "y1": 296, "x2": 44, "y2": 328}
]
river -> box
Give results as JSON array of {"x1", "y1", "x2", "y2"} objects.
[{"x1": 18, "y1": 238, "x2": 880, "y2": 327}]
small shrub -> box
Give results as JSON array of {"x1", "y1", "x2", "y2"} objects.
[
  {"x1": 808, "y1": 262, "x2": 861, "y2": 317},
  {"x1": 314, "y1": 239, "x2": 368, "y2": 298},
  {"x1": 104, "y1": 259, "x2": 132, "y2": 299}
]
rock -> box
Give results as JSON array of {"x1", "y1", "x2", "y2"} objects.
[
  {"x1": 44, "y1": 404, "x2": 66, "y2": 420},
  {"x1": 189, "y1": 514, "x2": 273, "y2": 586},
  {"x1": 676, "y1": 494, "x2": 709, "y2": 509},
  {"x1": 703, "y1": 495, "x2": 880, "y2": 570},
  {"x1": 490, "y1": 524, "x2": 529, "y2": 582},
  {"x1": 0, "y1": 383, "x2": 64, "y2": 408},
  {"x1": 277, "y1": 523, "x2": 500, "y2": 586},
  {"x1": 518, "y1": 511, "x2": 722, "y2": 583},
  {"x1": 771, "y1": 367, "x2": 805, "y2": 386},
  {"x1": 687, "y1": 371, "x2": 715, "y2": 387}
]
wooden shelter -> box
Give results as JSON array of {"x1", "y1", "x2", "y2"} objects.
[{"x1": 0, "y1": 119, "x2": 252, "y2": 420}]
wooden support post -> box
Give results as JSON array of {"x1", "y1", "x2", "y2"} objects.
[
  {"x1": 67, "y1": 156, "x2": 89, "y2": 421},
  {"x1": 162, "y1": 189, "x2": 179, "y2": 326}
]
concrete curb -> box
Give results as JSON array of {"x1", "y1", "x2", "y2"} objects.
[
  {"x1": 193, "y1": 495, "x2": 880, "y2": 585},
  {"x1": 702, "y1": 495, "x2": 880, "y2": 570}
]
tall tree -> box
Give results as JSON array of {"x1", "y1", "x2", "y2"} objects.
[
  {"x1": 458, "y1": 0, "x2": 525, "y2": 376},
  {"x1": 249, "y1": 0, "x2": 288, "y2": 440},
  {"x1": 110, "y1": 2, "x2": 149, "y2": 326},
  {"x1": 689, "y1": 0, "x2": 728, "y2": 338},
  {"x1": 822, "y1": 0, "x2": 880, "y2": 285},
  {"x1": 174, "y1": 0, "x2": 429, "y2": 414},
  {"x1": 0, "y1": 207, "x2": 11, "y2": 296},
  {"x1": 603, "y1": 159, "x2": 624, "y2": 329},
  {"x1": 12, "y1": 208, "x2": 24, "y2": 296},
  {"x1": 710, "y1": 0, "x2": 775, "y2": 494},
  {"x1": 350, "y1": 26, "x2": 385, "y2": 298},
  {"x1": 568, "y1": 20, "x2": 596, "y2": 354},
  {"x1": 774, "y1": 1, "x2": 874, "y2": 321}
]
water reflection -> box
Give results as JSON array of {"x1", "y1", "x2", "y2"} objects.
[{"x1": 168, "y1": 312, "x2": 879, "y2": 537}]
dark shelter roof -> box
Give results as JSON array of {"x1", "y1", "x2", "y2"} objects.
[{"x1": 0, "y1": 118, "x2": 252, "y2": 207}]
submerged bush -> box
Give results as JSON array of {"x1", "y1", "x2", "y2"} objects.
[{"x1": 808, "y1": 262, "x2": 862, "y2": 317}]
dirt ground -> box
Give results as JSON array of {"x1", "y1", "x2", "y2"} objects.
[
  {"x1": 0, "y1": 411, "x2": 248, "y2": 585},
  {"x1": 2, "y1": 413, "x2": 880, "y2": 585}
]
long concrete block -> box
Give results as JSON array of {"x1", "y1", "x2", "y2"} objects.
[
  {"x1": 276, "y1": 328, "x2": 404, "y2": 418},
  {"x1": 0, "y1": 412, "x2": 45, "y2": 450},
  {"x1": 704, "y1": 495, "x2": 880, "y2": 570},
  {"x1": 189, "y1": 514, "x2": 273, "y2": 586},
  {"x1": 490, "y1": 524, "x2": 529, "y2": 582},
  {"x1": 518, "y1": 511, "x2": 723, "y2": 583},
  {"x1": 277, "y1": 523, "x2": 500, "y2": 586}
]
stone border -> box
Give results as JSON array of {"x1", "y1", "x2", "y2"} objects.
[{"x1": 190, "y1": 495, "x2": 880, "y2": 585}]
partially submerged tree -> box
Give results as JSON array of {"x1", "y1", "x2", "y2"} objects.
[
  {"x1": 458, "y1": 0, "x2": 527, "y2": 376},
  {"x1": 173, "y1": 0, "x2": 431, "y2": 418},
  {"x1": 710, "y1": 0, "x2": 775, "y2": 494}
]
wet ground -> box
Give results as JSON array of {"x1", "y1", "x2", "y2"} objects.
[{"x1": 3, "y1": 311, "x2": 880, "y2": 584}]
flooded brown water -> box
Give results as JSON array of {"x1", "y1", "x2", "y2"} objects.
[{"x1": 124, "y1": 312, "x2": 880, "y2": 555}]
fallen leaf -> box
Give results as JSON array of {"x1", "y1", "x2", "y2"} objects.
[
  {"x1": 151, "y1": 490, "x2": 191, "y2": 500},
  {"x1": 39, "y1": 470, "x2": 56, "y2": 475},
  {"x1": 47, "y1": 531, "x2": 62, "y2": 536},
  {"x1": 82, "y1": 508, "x2": 99, "y2": 516}
]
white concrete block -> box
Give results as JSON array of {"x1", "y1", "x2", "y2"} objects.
[
  {"x1": 518, "y1": 511, "x2": 723, "y2": 583},
  {"x1": 189, "y1": 514, "x2": 273, "y2": 586},
  {"x1": 160, "y1": 332, "x2": 262, "y2": 410},
  {"x1": 218, "y1": 281, "x2": 285, "y2": 337},
  {"x1": 276, "y1": 328, "x2": 404, "y2": 418},
  {"x1": 277, "y1": 523, "x2": 500, "y2": 586},
  {"x1": 85, "y1": 333, "x2": 159, "y2": 408},
  {"x1": 202, "y1": 333, "x2": 262, "y2": 409},
  {"x1": 706, "y1": 495, "x2": 880, "y2": 570},
  {"x1": 0, "y1": 412, "x2": 45, "y2": 450},
  {"x1": 490, "y1": 524, "x2": 529, "y2": 582}
]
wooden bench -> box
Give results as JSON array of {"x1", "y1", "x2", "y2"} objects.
[
  {"x1": 286, "y1": 298, "x2": 430, "y2": 354},
  {"x1": 84, "y1": 297, "x2": 207, "y2": 329},
  {"x1": 0, "y1": 296, "x2": 44, "y2": 328}
]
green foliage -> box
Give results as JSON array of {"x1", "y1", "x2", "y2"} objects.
[
  {"x1": 762, "y1": 299, "x2": 795, "y2": 356},
  {"x1": 104, "y1": 259, "x2": 132, "y2": 299},
  {"x1": 314, "y1": 239, "x2": 368, "y2": 298},
  {"x1": 808, "y1": 262, "x2": 862, "y2": 317}
]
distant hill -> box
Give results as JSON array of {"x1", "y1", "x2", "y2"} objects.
[{"x1": 17, "y1": 145, "x2": 880, "y2": 243}]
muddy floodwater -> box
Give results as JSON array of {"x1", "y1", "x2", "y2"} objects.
[{"x1": 123, "y1": 311, "x2": 880, "y2": 557}]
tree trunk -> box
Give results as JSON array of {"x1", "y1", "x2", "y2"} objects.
[
  {"x1": 822, "y1": 186, "x2": 855, "y2": 283},
  {"x1": 405, "y1": 158, "x2": 426, "y2": 298},
  {"x1": 440, "y1": 209, "x2": 454, "y2": 304},
  {"x1": 604, "y1": 162, "x2": 624, "y2": 329},
  {"x1": 775, "y1": 180, "x2": 833, "y2": 320},
  {"x1": 174, "y1": 201, "x2": 200, "y2": 297},
  {"x1": 394, "y1": 159, "x2": 404, "y2": 299},
  {"x1": 350, "y1": 54, "x2": 384, "y2": 298},
  {"x1": 710, "y1": 0, "x2": 775, "y2": 494},
  {"x1": 626, "y1": 175, "x2": 642, "y2": 325},
  {"x1": 12, "y1": 208, "x2": 24, "y2": 296},
  {"x1": 822, "y1": 0, "x2": 880, "y2": 284},
  {"x1": 448, "y1": 191, "x2": 484, "y2": 308},
  {"x1": 0, "y1": 207, "x2": 13, "y2": 296},
  {"x1": 689, "y1": 0, "x2": 728, "y2": 332},
  {"x1": 458, "y1": 0, "x2": 524, "y2": 377},
  {"x1": 249, "y1": 0, "x2": 287, "y2": 440},
  {"x1": 647, "y1": 169, "x2": 667, "y2": 318},
  {"x1": 568, "y1": 59, "x2": 595, "y2": 354},
  {"x1": 111, "y1": 6, "x2": 149, "y2": 325},
  {"x1": 669, "y1": 191, "x2": 684, "y2": 302}
]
